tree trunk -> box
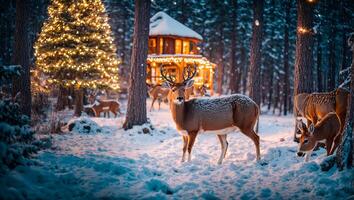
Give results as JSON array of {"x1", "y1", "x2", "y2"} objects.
[
  {"x1": 327, "y1": 0, "x2": 337, "y2": 91},
  {"x1": 74, "y1": 89, "x2": 83, "y2": 117},
  {"x1": 12, "y1": 0, "x2": 31, "y2": 118},
  {"x1": 294, "y1": 0, "x2": 314, "y2": 96},
  {"x1": 293, "y1": 0, "x2": 314, "y2": 142},
  {"x1": 336, "y1": 33, "x2": 354, "y2": 170},
  {"x1": 248, "y1": 0, "x2": 264, "y2": 107},
  {"x1": 283, "y1": 0, "x2": 290, "y2": 116},
  {"x1": 248, "y1": 0, "x2": 263, "y2": 132},
  {"x1": 123, "y1": 0, "x2": 150, "y2": 130},
  {"x1": 229, "y1": 0, "x2": 239, "y2": 94},
  {"x1": 216, "y1": 26, "x2": 224, "y2": 95},
  {"x1": 56, "y1": 86, "x2": 67, "y2": 111},
  {"x1": 316, "y1": 33, "x2": 323, "y2": 92}
]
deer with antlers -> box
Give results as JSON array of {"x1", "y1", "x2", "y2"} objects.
[{"x1": 160, "y1": 64, "x2": 260, "y2": 164}]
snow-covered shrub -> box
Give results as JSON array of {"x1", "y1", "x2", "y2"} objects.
[
  {"x1": 66, "y1": 117, "x2": 102, "y2": 134},
  {"x1": 0, "y1": 65, "x2": 49, "y2": 173}
]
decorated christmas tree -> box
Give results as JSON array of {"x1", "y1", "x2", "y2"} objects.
[{"x1": 34, "y1": 0, "x2": 119, "y2": 115}]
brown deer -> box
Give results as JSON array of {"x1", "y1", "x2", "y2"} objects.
[
  {"x1": 294, "y1": 88, "x2": 348, "y2": 141},
  {"x1": 160, "y1": 64, "x2": 260, "y2": 164},
  {"x1": 297, "y1": 112, "x2": 341, "y2": 162},
  {"x1": 147, "y1": 84, "x2": 170, "y2": 111},
  {"x1": 91, "y1": 100, "x2": 121, "y2": 118},
  {"x1": 87, "y1": 91, "x2": 121, "y2": 117}
]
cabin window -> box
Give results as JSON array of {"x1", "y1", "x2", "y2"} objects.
[
  {"x1": 148, "y1": 38, "x2": 156, "y2": 54},
  {"x1": 183, "y1": 40, "x2": 190, "y2": 54},
  {"x1": 175, "y1": 39, "x2": 182, "y2": 54},
  {"x1": 190, "y1": 42, "x2": 195, "y2": 54},
  {"x1": 159, "y1": 38, "x2": 164, "y2": 54},
  {"x1": 164, "y1": 38, "x2": 175, "y2": 54}
]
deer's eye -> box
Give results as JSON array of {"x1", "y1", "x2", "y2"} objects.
[{"x1": 304, "y1": 139, "x2": 309, "y2": 144}]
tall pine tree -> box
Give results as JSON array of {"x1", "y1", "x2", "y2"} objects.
[{"x1": 34, "y1": 0, "x2": 120, "y2": 116}]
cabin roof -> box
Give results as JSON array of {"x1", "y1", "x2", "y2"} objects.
[{"x1": 149, "y1": 11, "x2": 203, "y2": 41}]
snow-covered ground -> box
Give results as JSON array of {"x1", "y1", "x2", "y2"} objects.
[{"x1": 1, "y1": 100, "x2": 353, "y2": 200}]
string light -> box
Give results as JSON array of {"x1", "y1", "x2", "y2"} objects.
[
  {"x1": 297, "y1": 27, "x2": 313, "y2": 35},
  {"x1": 34, "y1": 0, "x2": 120, "y2": 90}
]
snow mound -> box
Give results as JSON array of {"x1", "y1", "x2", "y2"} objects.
[
  {"x1": 66, "y1": 117, "x2": 110, "y2": 134},
  {"x1": 150, "y1": 11, "x2": 203, "y2": 40}
]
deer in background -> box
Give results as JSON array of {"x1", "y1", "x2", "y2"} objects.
[
  {"x1": 160, "y1": 64, "x2": 260, "y2": 164},
  {"x1": 147, "y1": 84, "x2": 170, "y2": 111},
  {"x1": 294, "y1": 88, "x2": 348, "y2": 142},
  {"x1": 87, "y1": 91, "x2": 121, "y2": 117},
  {"x1": 297, "y1": 112, "x2": 341, "y2": 161}
]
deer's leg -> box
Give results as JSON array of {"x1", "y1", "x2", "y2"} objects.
[
  {"x1": 112, "y1": 110, "x2": 117, "y2": 118},
  {"x1": 181, "y1": 135, "x2": 188, "y2": 162},
  {"x1": 325, "y1": 138, "x2": 333, "y2": 156},
  {"x1": 158, "y1": 99, "x2": 161, "y2": 110},
  {"x1": 150, "y1": 98, "x2": 156, "y2": 112},
  {"x1": 304, "y1": 147, "x2": 314, "y2": 162},
  {"x1": 187, "y1": 132, "x2": 198, "y2": 162},
  {"x1": 241, "y1": 128, "x2": 260, "y2": 161},
  {"x1": 330, "y1": 134, "x2": 342, "y2": 155},
  {"x1": 217, "y1": 134, "x2": 228, "y2": 165}
]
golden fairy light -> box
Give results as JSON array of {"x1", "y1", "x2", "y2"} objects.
[{"x1": 34, "y1": 0, "x2": 120, "y2": 90}]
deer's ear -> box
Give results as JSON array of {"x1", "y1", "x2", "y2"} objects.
[
  {"x1": 161, "y1": 82, "x2": 172, "y2": 89},
  {"x1": 309, "y1": 124, "x2": 315, "y2": 135},
  {"x1": 297, "y1": 120, "x2": 305, "y2": 132},
  {"x1": 185, "y1": 79, "x2": 194, "y2": 88}
]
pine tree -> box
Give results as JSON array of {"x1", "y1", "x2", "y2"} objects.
[{"x1": 34, "y1": 0, "x2": 120, "y2": 116}]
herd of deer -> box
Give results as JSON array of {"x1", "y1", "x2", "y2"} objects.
[
  {"x1": 84, "y1": 63, "x2": 349, "y2": 165},
  {"x1": 158, "y1": 64, "x2": 349, "y2": 164}
]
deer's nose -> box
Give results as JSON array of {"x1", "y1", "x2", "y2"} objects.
[
  {"x1": 297, "y1": 152, "x2": 305, "y2": 157},
  {"x1": 177, "y1": 97, "x2": 184, "y2": 101}
]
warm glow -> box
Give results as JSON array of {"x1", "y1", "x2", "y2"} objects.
[
  {"x1": 34, "y1": 0, "x2": 120, "y2": 90},
  {"x1": 298, "y1": 27, "x2": 311, "y2": 34},
  {"x1": 183, "y1": 41, "x2": 190, "y2": 54},
  {"x1": 175, "y1": 39, "x2": 182, "y2": 54}
]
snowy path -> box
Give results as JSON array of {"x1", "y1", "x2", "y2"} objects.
[{"x1": 1, "y1": 102, "x2": 353, "y2": 200}]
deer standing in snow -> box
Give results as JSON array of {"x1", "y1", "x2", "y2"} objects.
[
  {"x1": 87, "y1": 91, "x2": 121, "y2": 117},
  {"x1": 160, "y1": 64, "x2": 260, "y2": 164},
  {"x1": 147, "y1": 84, "x2": 170, "y2": 111},
  {"x1": 294, "y1": 88, "x2": 348, "y2": 142},
  {"x1": 297, "y1": 112, "x2": 341, "y2": 161}
]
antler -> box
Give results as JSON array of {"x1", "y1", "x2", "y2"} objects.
[
  {"x1": 160, "y1": 64, "x2": 177, "y2": 85},
  {"x1": 182, "y1": 63, "x2": 197, "y2": 83}
]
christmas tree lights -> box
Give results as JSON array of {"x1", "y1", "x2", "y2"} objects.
[{"x1": 34, "y1": 0, "x2": 120, "y2": 90}]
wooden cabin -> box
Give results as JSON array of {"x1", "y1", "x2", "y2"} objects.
[{"x1": 147, "y1": 12, "x2": 215, "y2": 94}]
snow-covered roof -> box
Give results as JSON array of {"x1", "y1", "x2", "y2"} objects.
[{"x1": 149, "y1": 11, "x2": 203, "y2": 41}]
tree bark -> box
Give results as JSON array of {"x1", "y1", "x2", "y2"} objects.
[
  {"x1": 74, "y1": 89, "x2": 83, "y2": 117},
  {"x1": 294, "y1": 0, "x2": 314, "y2": 96},
  {"x1": 316, "y1": 33, "x2": 323, "y2": 92},
  {"x1": 336, "y1": 33, "x2": 354, "y2": 170},
  {"x1": 216, "y1": 26, "x2": 225, "y2": 95},
  {"x1": 327, "y1": 0, "x2": 337, "y2": 91},
  {"x1": 229, "y1": 0, "x2": 239, "y2": 94},
  {"x1": 248, "y1": 0, "x2": 264, "y2": 107},
  {"x1": 283, "y1": 0, "x2": 290, "y2": 116},
  {"x1": 123, "y1": 0, "x2": 150, "y2": 130},
  {"x1": 12, "y1": 0, "x2": 31, "y2": 118}
]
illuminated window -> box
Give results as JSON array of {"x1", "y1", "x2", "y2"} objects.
[
  {"x1": 183, "y1": 40, "x2": 190, "y2": 54},
  {"x1": 159, "y1": 38, "x2": 163, "y2": 54},
  {"x1": 175, "y1": 39, "x2": 182, "y2": 54},
  {"x1": 148, "y1": 38, "x2": 156, "y2": 54}
]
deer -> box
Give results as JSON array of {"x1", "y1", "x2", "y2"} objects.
[
  {"x1": 294, "y1": 87, "x2": 348, "y2": 142},
  {"x1": 87, "y1": 91, "x2": 121, "y2": 118},
  {"x1": 147, "y1": 84, "x2": 170, "y2": 111},
  {"x1": 297, "y1": 112, "x2": 341, "y2": 162},
  {"x1": 193, "y1": 84, "x2": 208, "y2": 97},
  {"x1": 160, "y1": 64, "x2": 260, "y2": 164}
]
